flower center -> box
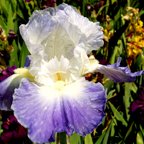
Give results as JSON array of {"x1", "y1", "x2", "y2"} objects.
[
  {"x1": 55, "y1": 72, "x2": 65, "y2": 81},
  {"x1": 54, "y1": 81, "x2": 65, "y2": 91},
  {"x1": 53, "y1": 72, "x2": 68, "y2": 91}
]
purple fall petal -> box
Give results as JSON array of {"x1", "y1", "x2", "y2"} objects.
[
  {"x1": 0, "y1": 74, "x2": 22, "y2": 110},
  {"x1": 62, "y1": 81, "x2": 106, "y2": 136},
  {"x1": 12, "y1": 78, "x2": 106, "y2": 143},
  {"x1": 96, "y1": 57, "x2": 144, "y2": 82}
]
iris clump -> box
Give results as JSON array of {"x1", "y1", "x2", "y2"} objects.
[
  {"x1": 0, "y1": 66, "x2": 16, "y2": 82},
  {"x1": 0, "y1": 3, "x2": 143, "y2": 143},
  {"x1": 0, "y1": 111, "x2": 31, "y2": 144},
  {"x1": 130, "y1": 85, "x2": 144, "y2": 125}
]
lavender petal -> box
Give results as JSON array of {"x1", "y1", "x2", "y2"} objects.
[
  {"x1": 12, "y1": 78, "x2": 106, "y2": 143},
  {"x1": 96, "y1": 57, "x2": 144, "y2": 82},
  {"x1": 0, "y1": 74, "x2": 22, "y2": 110}
]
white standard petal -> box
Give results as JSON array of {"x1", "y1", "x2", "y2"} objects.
[
  {"x1": 58, "y1": 4, "x2": 104, "y2": 51},
  {"x1": 20, "y1": 7, "x2": 78, "y2": 60},
  {"x1": 20, "y1": 3, "x2": 104, "y2": 61}
]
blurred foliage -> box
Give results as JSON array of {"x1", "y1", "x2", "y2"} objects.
[{"x1": 0, "y1": 0, "x2": 144, "y2": 144}]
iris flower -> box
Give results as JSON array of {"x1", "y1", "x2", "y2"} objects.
[
  {"x1": 0, "y1": 4, "x2": 143, "y2": 143},
  {"x1": 130, "y1": 85, "x2": 144, "y2": 125},
  {"x1": 0, "y1": 111, "x2": 31, "y2": 144}
]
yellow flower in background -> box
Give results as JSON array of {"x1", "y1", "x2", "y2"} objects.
[
  {"x1": 127, "y1": 42, "x2": 143, "y2": 58},
  {"x1": 103, "y1": 15, "x2": 114, "y2": 42},
  {"x1": 127, "y1": 33, "x2": 144, "y2": 57},
  {"x1": 123, "y1": 7, "x2": 144, "y2": 65}
]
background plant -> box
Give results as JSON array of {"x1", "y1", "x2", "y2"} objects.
[{"x1": 0, "y1": 0, "x2": 144, "y2": 144}]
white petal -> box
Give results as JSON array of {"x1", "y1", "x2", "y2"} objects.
[{"x1": 20, "y1": 4, "x2": 104, "y2": 61}]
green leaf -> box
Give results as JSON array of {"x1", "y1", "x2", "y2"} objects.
[
  {"x1": 50, "y1": 142, "x2": 56, "y2": 144},
  {"x1": 123, "y1": 122, "x2": 134, "y2": 142},
  {"x1": 9, "y1": 41, "x2": 19, "y2": 66},
  {"x1": 0, "y1": 121, "x2": 3, "y2": 135},
  {"x1": 139, "y1": 10, "x2": 144, "y2": 16},
  {"x1": 0, "y1": 16, "x2": 7, "y2": 31},
  {"x1": 59, "y1": 132, "x2": 67, "y2": 144},
  {"x1": 84, "y1": 134, "x2": 93, "y2": 144},
  {"x1": 82, "y1": 0, "x2": 87, "y2": 16},
  {"x1": 95, "y1": 131, "x2": 106, "y2": 144},
  {"x1": 103, "y1": 79, "x2": 114, "y2": 92},
  {"x1": 103, "y1": 120, "x2": 113, "y2": 144},
  {"x1": 0, "y1": 0, "x2": 8, "y2": 17},
  {"x1": 70, "y1": 133, "x2": 81, "y2": 144},
  {"x1": 111, "y1": 0, "x2": 117, "y2": 4},
  {"x1": 123, "y1": 83, "x2": 137, "y2": 120},
  {"x1": 7, "y1": 2, "x2": 15, "y2": 33},
  {"x1": 109, "y1": 45, "x2": 119, "y2": 64},
  {"x1": 107, "y1": 89, "x2": 116, "y2": 100},
  {"x1": 140, "y1": 125, "x2": 144, "y2": 138},
  {"x1": 108, "y1": 102, "x2": 127, "y2": 126},
  {"x1": 105, "y1": 0, "x2": 109, "y2": 14},
  {"x1": 97, "y1": 4, "x2": 109, "y2": 16},
  {"x1": 136, "y1": 132, "x2": 144, "y2": 144},
  {"x1": 19, "y1": 42, "x2": 29, "y2": 67},
  {"x1": 110, "y1": 120, "x2": 115, "y2": 136},
  {"x1": 95, "y1": 120, "x2": 113, "y2": 144}
]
